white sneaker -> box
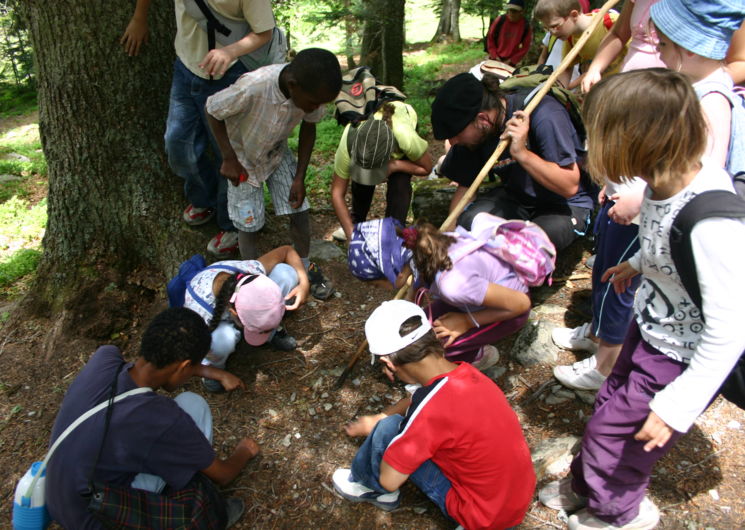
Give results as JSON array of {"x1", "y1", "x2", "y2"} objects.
[
  {"x1": 332, "y1": 227, "x2": 347, "y2": 242},
  {"x1": 552, "y1": 322, "x2": 598, "y2": 354},
  {"x1": 553, "y1": 356, "x2": 607, "y2": 391},
  {"x1": 539, "y1": 476, "x2": 587, "y2": 511},
  {"x1": 568, "y1": 496, "x2": 659, "y2": 529},
  {"x1": 331, "y1": 469, "x2": 400, "y2": 511},
  {"x1": 472, "y1": 345, "x2": 500, "y2": 372},
  {"x1": 207, "y1": 230, "x2": 239, "y2": 256}
]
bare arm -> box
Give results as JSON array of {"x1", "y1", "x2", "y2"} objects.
[
  {"x1": 257, "y1": 245, "x2": 310, "y2": 309},
  {"x1": 199, "y1": 29, "x2": 273, "y2": 77},
  {"x1": 288, "y1": 121, "x2": 316, "y2": 209},
  {"x1": 121, "y1": 0, "x2": 151, "y2": 56},
  {"x1": 206, "y1": 114, "x2": 246, "y2": 186},
  {"x1": 201, "y1": 438, "x2": 260, "y2": 486},
  {"x1": 388, "y1": 151, "x2": 433, "y2": 176},
  {"x1": 344, "y1": 397, "x2": 411, "y2": 437},
  {"x1": 581, "y1": 0, "x2": 632, "y2": 92},
  {"x1": 449, "y1": 184, "x2": 469, "y2": 213},
  {"x1": 331, "y1": 174, "x2": 354, "y2": 240},
  {"x1": 193, "y1": 364, "x2": 245, "y2": 392},
  {"x1": 700, "y1": 92, "x2": 732, "y2": 169},
  {"x1": 504, "y1": 111, "x2": 581, "y2": 198},
  {"x1": 726, "y1": 23, "x2": 745, "y2": 85}
]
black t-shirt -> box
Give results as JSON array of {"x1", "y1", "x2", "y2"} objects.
[
  {"x1": 46, "y1": 346, "x2": 215, "y2": 529},
  {"x1": 441, "y1": 93, "x2": 594, "y2": 210}
]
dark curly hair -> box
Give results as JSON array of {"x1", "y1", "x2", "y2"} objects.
[
  {"x1": 209, "y1": 273, "x2": 240, "y2": 332},
  {"x1": 288, "y1": 47, "x2": 342, "y2": 98},
  {"x1": 140, "y1": 308, "x2": 211, "y2": 368}
]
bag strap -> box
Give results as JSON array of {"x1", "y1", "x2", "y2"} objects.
[
  {"x1": 186, "y1": 264, "x2": 244, "y2": 315},
  {"x1": 192, "y1": 0, "x2": 232, "y2": 51},
  {"x1": 25, "y1": 371, "x2": 151, "y2": 499},
  {"x1": 669, "y1": 190, "x2": 745, "y2": 314}
]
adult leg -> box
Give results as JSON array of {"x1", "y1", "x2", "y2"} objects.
[
  {"x1": 570, "y1": 322, "x2": 686, "y2": 526},
  {"x1": 385, "y1": 172, "x2": 412, "y2": 225},
  {"x1": 531, "y1": 205, "x2": 591, "y2": 253},
  {"x1": 131, "y1": 392, "x2": 213, "y2": 493},
  {"x1": 456, "y1": 187, "x2": 527, "y2": 230},
  {"x1": 350, "y1": 181, "x2": 376, "y2": 224}
]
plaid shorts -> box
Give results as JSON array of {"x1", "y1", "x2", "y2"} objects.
[
  {"x1": 88, "y1": 473, "x2": 226, "y2": 529},
  {"x1": 227, "y1": 146, "x2": 310, "y2": 231}
]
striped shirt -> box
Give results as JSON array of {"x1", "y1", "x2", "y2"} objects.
[{"x1": 205, "y1": 63, "x2": 325, "y2": 186}]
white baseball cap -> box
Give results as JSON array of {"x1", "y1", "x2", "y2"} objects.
[{"x1": 365, "y1": 300, "x2": 432, "y2": 363}]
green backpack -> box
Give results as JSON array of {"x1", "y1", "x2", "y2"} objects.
[{"x1": 498, "y1": 64, "x2": 586, "y2": 142}]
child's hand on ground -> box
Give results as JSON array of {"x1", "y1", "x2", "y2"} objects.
[
  {"x1": 219, "y1": 371, "x2": 246, "y2": 392},
  {"x1": 601, "y1": 261, "x2": 639, "y2": 294},
  {"x1": 288, "y1": 179, "x2": 306, "y2": 209},
  {"x1": 285, "y1": 284, "x2": 307, "y2": 310},
  {"x1": 608, "y1": 192, "x2": 643, "y2": 225},
  {"x1": 237, "y1": 437, "x2": 261, "y2": 459},
  {"x1": 220, "y1": 158, "x2": 248, "y2": 186},
  {"x1": 199, "y1": 48, "x2": 234, "y2": 77},
  {"x1": 635, "y1": 411, "x2": 674, "y2": 452},
  {"x1": 433, "y1": 312, "x2": 472, "y2": 348},
  {"x1": 344, "y1": 414, "x2": 386, "y2": 437},
  {"x1": 502, "y1": 111, "x2": 530, "y2": 158},
  {"x1": 121, "y1": 16, "x2": 148, "y2": 56}
]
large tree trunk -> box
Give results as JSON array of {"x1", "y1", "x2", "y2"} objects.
[
  {"x1": 359, "y1": 0, "x2": 405, "y2": 89},
  {"x1": 432, "y1": 0, "x2": 461, "y2": 42},
  {"x1": 20, "y1": 0, "x2": 201, "y2": 318}
]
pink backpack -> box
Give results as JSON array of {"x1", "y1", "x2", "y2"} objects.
[{"x1": 449, "y1": 213, "x2": 556, "y2": 287}]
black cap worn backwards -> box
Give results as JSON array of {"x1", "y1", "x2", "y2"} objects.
[{"x1": 430, "y1": 73, "x2": 483, "y2": 140}]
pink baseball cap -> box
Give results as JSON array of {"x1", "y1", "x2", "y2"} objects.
[{"x1": 231, "y1": 274, "x2": 286, "y2": 346}]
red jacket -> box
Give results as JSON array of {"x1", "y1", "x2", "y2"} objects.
[{"x1": 486, "y1": 15, "x2": 533, "y2": 65}]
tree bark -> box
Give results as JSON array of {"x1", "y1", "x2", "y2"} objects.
[
  {"x1": 360, "y1": 0, "x2": 405, "y2": 89},
  {"x1": 19, "y1": 0, "x2": 202, "y2": 313},
  {"x1": 432, "y1": 0, "x2": 461, "y2": 42}
]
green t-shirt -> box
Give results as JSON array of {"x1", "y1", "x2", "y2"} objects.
[{"x1": 334, "y1": 101, "x2": 429, "y2": 180}]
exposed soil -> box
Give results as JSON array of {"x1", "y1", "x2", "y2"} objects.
[{"x1": 1, "y1": 195, "x2": 744, "y2": 529}]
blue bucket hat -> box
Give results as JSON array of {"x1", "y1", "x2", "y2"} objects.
[{"x1": 650, "y1": 0, "x2": 745, "y2": 60}]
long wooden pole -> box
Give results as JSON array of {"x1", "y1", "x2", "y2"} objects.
[{"x1": 334, "y1": 0, "x2": 621, "y2": 388}]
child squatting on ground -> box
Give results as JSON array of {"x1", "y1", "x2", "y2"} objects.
[
  {"x1": 45, "y1": 308, "x2": 260, "y2": 529},
  {"x1": 539, "y1": 69, "x2": 745, "y2": 530},
  {"x1": 333, "y1": 299, "x2": 535, "y2": 529},
  {"x1": 205, "y1": 47, "x2": 342, "y2": 300}
]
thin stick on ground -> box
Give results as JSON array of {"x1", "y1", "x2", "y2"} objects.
[{"x1": 334, "y1": 0, "x2": 621, "y2": 389}]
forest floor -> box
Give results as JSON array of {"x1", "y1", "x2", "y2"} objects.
[{"x1": 1, "y1": 73, "x2": 745, "y2": 529}]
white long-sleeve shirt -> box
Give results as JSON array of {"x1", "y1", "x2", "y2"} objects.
[{"x1": 628, "y1": 162, "x2": 745, "y2": 432}]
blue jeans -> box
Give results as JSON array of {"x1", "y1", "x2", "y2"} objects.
[
  {"x1": 206, "y1": 263, "x2": 299, "y2": 369},
  {"x1": 350, "y1": 414, "x2": 453, "y2": 518},
  {"x1": 164, "y1": 58, "x2": 247, "y2": 231}
]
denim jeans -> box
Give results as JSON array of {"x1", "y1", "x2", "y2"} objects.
[
  {"x1": 164, "y1": 58, "x2": 247, "y2": 232},
  {"x1": 350, "y1": 414, "x2": 453, "y2": 518},
  {"x1": 205, "y1": 263, "x2": 299, "y2": 369}
]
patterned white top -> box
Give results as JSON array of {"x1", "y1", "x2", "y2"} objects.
[
  {"x1": 627, "y1": 162, "x2": 745, "y2": 432},
  {"x1": 184, "y1": 260, "x2": 265, "y2": 324},
  {"x1": 205, "y1": 63, "x2": 325, "y2": 186}
]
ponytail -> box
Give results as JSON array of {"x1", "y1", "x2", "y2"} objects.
[{"x1": 208, "y1": 273, "x2": 239, "y2": 332}]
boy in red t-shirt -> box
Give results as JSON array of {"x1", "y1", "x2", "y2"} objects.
[{"x1": 332, "y1": 300, "x2": 535, "y2": 529}]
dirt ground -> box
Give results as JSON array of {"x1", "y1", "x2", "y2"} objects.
[{"x1": 1, "y1": 190, "x2": 745, "y2": 529}]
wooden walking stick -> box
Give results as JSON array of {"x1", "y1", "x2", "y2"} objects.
[{"x1": 334, "y1": 0, "x2": 621, "y2": 388}]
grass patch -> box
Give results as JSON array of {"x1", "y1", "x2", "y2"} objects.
[
  {"x1": 0, "y1": 247, "x2": 40, "y2": 287},
  {"x1": 0, "y1": 83, "x2": 37, "y2": 118}
]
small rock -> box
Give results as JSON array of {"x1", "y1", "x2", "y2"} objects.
[
  {"x1": 545, "y1": 395, "x2": 570, "y2": 405},
  {"x1": 312, "y1": 377, "x2": 324, "y2": 390},
  {"x1": 530, "y1": 436, "x2": 581, "y2": 480},
  {"x1": 294, "y1": 432, "x2": 301, "y2": 439},
  {"x1": 721, "y1": 506, "x2": 731, "y2": 513},
  {"x1": 323, "y1": 403, "x2": 333, "y2": 411},
  {"x1": 712, "y1": 432, "x2": 723, "y2": 444},
  {"x1": 483, "y1": 365, "x2": 507, "y2": 380},
  {"x1": 727, "y1": 420, "x2": 741, "y2": 430},
  {"x1": 708, "y1": 489, "x2": 720, "y2": 501},
  {"x1": 555, "y1": 389, "x2": 575, "y2": 399},
  {"x1": 360, "y1": 304, "x2": 366, "y2": 310},
  {"x1": 529, "y1": 304, "x2": 567, "y2": 318},
  {"x1": 290, "y1": 392, "x2": 296, "y2": 402},
  {"x1": 281, "y1": 434, "x2": 292, "y2": 447},
  {"x1": 308, "y1": 407, "x2": 316, "y2": 416},
  {"x1": 321, "y1": 392, "x2": 329, "y2": 399},
  {"x1": 0, "y1": 174, "x2": 21, "y2": 182},
  {"x1": 352, "y1": 378, "x2": 361, "y2": 387},
  {"x1": 574, "y1": 390, "x2": 596, "y2": 406},
  {"x1": 334, "y1": 291, "x2": 342, "y2": 298},
  {"x1": 308, "y1": 301, "x2": 317, "y2": 308},
  {"x1": 512, "y1": 319, "x2": 559, "y2": 366},
  {"x1": 309, "y1": 239, "x2": 345, "y2": 261},
  {"x1": 4, "y1": 153, "x2": 30, "y2": 162},
  {"x1": 265, "y1": 408, "x2": 278, "y2": 418},
  {"x1": 412, "y1": 506, "x2": 427, "y2": 515}
]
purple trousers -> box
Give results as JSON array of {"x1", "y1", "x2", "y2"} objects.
[
  {"x1": 570, "y1": 321, "x2": 687, "y2": 526},
  {"x1": 427, "y1": 299, "x2": 529, "y2": 363}
]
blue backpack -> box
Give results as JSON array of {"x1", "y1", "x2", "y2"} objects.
[{"x1": 167, "y1": 255, "x2": 241, "y2": 312}]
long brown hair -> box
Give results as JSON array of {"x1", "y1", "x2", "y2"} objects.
[{"x1": 400, "y1": 223, "x2": 456, "y2": 285}]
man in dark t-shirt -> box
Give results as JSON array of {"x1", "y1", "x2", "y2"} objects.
[
  {"x1": 332, "y1": 300, "x2": 535, "y2": 529},
  {"x1": 46, "y1": 308, "x2": 259, "y2": 529},
  {"x1": 432, "y1": 72, "x2": 595, "y2": 252}
]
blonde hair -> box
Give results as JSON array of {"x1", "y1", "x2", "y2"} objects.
[
  {"x1": 534, "y1": 0, "x2": 581, "y2": 20},
  {"x1": 400, "y1": 223, "x2": 456, "y2": 285},
  {"x1": 582, "y1": 68, "x2": 706, "y2": 189}
]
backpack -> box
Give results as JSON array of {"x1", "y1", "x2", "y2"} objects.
[
  {"x1": 483, "y1": 15, "x2": 530, "y2": 55},
  {"x1": 183, "y1": 0, "x2": 288, "y2": 72},
  {"x1": 166, "y1": 255, "x2": 241, "y2": 312},
  {"x1": 498, "y1": 64, "x2": 586, "y2": 142},
  {"x1": 334, "y1": 66, "x2": 407, "y2": 126},
  {"x1": 695, "y1": 81, "x2": 745, "y2": 189},
  {"x1": 449, "y1": 212, "x2": 557, "y2": 287},
  {"x1": 669, "y1": 190, "x2": 745, "y2": 409}
]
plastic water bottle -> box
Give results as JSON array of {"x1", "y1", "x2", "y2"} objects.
[{"x1": 12, "y1": 462, "x2": 50, "y2": 530}]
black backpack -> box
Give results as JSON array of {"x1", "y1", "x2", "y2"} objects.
[{"x1": 669, "y1": 189, "x2": 745, "y2": 409}]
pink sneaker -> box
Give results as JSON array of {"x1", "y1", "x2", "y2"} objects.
[
  {"x1": 207, "y1": 231, "x2": 239, "y2": 256},
  {"x1": 183, "y1": 205, "x2": 215, "y2": 226}
]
